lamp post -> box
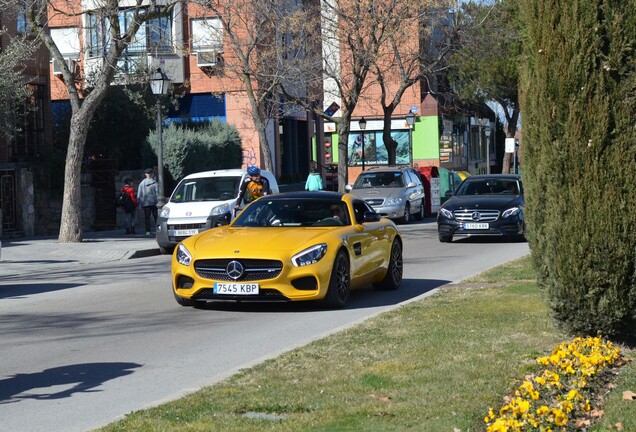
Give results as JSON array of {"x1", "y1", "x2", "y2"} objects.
[
  {"x1": 405, "y1": 111, "x2": 415, "y2": 166},
  {"x1": 150, "y1": 68, "x2": 170, "y2": 209},
  {"x1": 484, "y1": 127, "x2": 491, "y2": 174},
  {"x1": 358, "y1": 117, "x2": 367, "y2": 171}
]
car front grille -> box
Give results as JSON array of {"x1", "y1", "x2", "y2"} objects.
[
  {"x1": 194, "y1": 259, "x2": 283, "y2": 281},
  {"x1": 192, "y1": 288, "x2": 289, "y2": 302},
  {"x1": 365, "y1": 198, "x2": 385, "y2": 206},
  {"x1": 168, "y1": 223, "x2": 206, "y2": 230},
  {"x1": 453, "y1": 209, "x2": 500, "y2": 222}
]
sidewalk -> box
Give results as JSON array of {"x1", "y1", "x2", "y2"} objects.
[{"x1": 0, "y1": 230, "x2": 161, "y2": 277}]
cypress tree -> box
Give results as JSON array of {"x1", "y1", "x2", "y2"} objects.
[{"x1": 519, "y1": 0, "x2": 636, "y2": 337}]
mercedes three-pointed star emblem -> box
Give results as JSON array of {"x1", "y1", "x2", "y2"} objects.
[{"x1": 226, "y1": 260, "x2": 244, "y2": 280}]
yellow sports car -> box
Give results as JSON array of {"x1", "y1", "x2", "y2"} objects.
[{"x1": 172, "y1": 191, "x2": 403, "y2": 308}]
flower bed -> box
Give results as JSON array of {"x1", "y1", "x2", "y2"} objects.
[{"x1": 485, "y1": 336, "x2": 624, "y2": 431}]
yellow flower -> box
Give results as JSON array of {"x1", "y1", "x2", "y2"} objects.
[
  {"x1": 551, "y1": 408, "x2": 568, "y2": 426},
  {"x1": 516, "y1": 398, "x2": 530, "y2": 414},
  {"x1": 566, "y1": 389, "x2": 582, "y2": 401},
  {"x1": 484, "y1": 407, "x2": 496, "y2": 422},
  {"x1": 486, "y1": 418, "x2": 509, "y2": 432},
  {"x1": 536, "y1": 405, "x2": 549, "y2": 416}
]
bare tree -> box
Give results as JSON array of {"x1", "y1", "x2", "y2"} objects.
[
  {"x1": 366, "y1": 1, "x2": 453, "y2": 165},
  {"x1": 7, "y1": 0, "x2": 179, "y2": 242},
  {"x1": 278, "y1": 0, "x2": 396, "y2": 190},
  {"x1": 193, "y1": 0, "x2": 309, "y2": 173}
]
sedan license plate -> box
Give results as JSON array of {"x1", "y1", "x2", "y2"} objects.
[
  {"x1": 213, "y1": 282, "x2": 259, "y2": 295},
  {"x1": 174, "y1": 229, "x2": 199, "y2": 236},
  {"x1": 464, "y1": 222, "x2": 489, "y2": 229}
]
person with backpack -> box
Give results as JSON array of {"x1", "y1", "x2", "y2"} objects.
[
  {"x1": 119, "y1": 178, "x2": 138, "y2": 234},
  {"x1": 234, "y1": 165, "x2": 271, "y2": 214}
]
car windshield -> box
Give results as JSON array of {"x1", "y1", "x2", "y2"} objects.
[
  {"x1": 352, "y1": 172, "x2": 404, "y2": 189},
  {"x1": 233, "y1": 199, "x2": 351, "y2": 227},
  {"x1": 456, "y1": 178, "x2": 520, "y2": 196},
  {"x1": 170, "y1": 176, "x2": 241, "y2": 203}
]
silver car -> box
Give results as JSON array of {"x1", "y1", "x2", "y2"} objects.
[{"x1": 346, "y1": 167, "x2": 426, "y2": 223}]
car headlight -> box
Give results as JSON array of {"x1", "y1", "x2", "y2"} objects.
[
  {"x1": 440, "y1": 208, "x2": 454, "y2": 219},
  {"x1": 502, "y1": 207, "x2": 520, "y2": 218},
  {"x1": 176, "y1": 244, "x2": 192, "y2": 266},
  {"x1": 385, "y1": 197, "x2": 404, "y2": 205},
  {"x1": 210, "y1": 203, "x2": 230, "y2": 216},
  {"x1": 291, "y1": 244, "x2": 327, "y2": 267},
  {"x1": 160, "y1": 206, "x2": 170, "y2": 218}
]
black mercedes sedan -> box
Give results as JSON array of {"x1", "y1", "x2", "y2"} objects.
[{"x1": 437, "y1": 174, "x2": 525, "y2": 243}]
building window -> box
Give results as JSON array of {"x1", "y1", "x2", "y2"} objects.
[
  {"x1": 10, "y1": 85, "x2": 46, "y2": 160},
  {"x1": 17, "y1": 0, "x2": 34, "y2": 33},
  {"x1": 50, "y1": 27, "x2": 81, "y2": 61},
  {"x1": 190, "y1": 18, "x2": 223, "y2": 52},
  {"x1": 87, "y1": 7, "x2": 173, "y2": 58}
]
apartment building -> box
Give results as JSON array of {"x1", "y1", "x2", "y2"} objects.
[{"x1": 0, "y1": 9, "x2": 54, "y2": 237}]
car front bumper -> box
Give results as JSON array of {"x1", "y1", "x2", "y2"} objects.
[
  {"x1": 370, "y1": 203, "x2": 406, "y2": 220},
  {"x1": 437, "y1": 216, "x2": 524, "y2": 238},
  {"x1": 171, "y1": 255, "x2": 334, "y2": 303},
  {"x1": 156, "y1": 213, "x2": 232, "y2": 249}
]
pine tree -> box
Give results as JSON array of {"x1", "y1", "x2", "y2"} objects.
[{"x1": 519, "y1": 0, "x2": 636, "y2": 337}]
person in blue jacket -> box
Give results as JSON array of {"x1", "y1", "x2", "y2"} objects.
[{"x1": 305, "y1": 167, "x2": 323, "y2": 191}]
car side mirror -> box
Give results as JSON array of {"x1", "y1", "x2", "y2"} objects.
[
  {"x1": 345, "y1": 184, "x2": 352, "y2": 192},
  {"x1": 406, "y1": 181, "x2": 417, "y2": 188},
  {"x1": 363, "y1": 211, "x2": 381, "y2": 223},
  {"x1": 445, "y1": 190, "x2": 453, "y2": 197}
]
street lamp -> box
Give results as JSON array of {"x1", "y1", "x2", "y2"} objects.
[
  {"x1": 484, "y1": 127, "x2": 491, "y2": 174},
  {"x1": 150, "y1": 68, "x2": 170, "y2": 209},
  {"x1": 358, "y1": 117, "x2": 367, "y2": 171},
  {"x1": 405, "y1": 111, "x2": 415, "y2": 166}
]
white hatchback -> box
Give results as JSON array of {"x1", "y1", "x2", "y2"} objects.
[{"x1": 156, "y1": 169, "x2": 279, "y2": 254}]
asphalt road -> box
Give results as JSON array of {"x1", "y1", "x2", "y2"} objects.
[{"x1": 0, "y1": 220, "x2": 530, "y2": 432}]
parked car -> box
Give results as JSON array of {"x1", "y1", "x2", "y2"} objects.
[
  {"x1": 345, "y1": 166, "x2": 425, "y2": 223},
  {"x1": 171, "y1": 191, "x2": 403, "y2": 308},
  {"x1": 437, "y1": 174, "x2": 525, "y2": 243},
  {"x1": 156, "y1": 169, "x2": 279, "y2": 254}
]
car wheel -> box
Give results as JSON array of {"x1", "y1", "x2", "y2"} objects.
[
  {"x1": 414, "y1": 200, "x2": 425, "y2": 221},
  {"x1": 173, "y1": 290, "x2": 203, "y2": 307},
  {"x1": 324, "y1": 250, "x2": 350, "y2": 308},
  {"x1": 438, "y1": 234, "x2": 453, "y2": 243},
  {"x1": 373, "y1": 238, "x2": 403, "y2": 291},
  {"x1": 400, "y1": 203, "x2": 411, "y2": 224}
]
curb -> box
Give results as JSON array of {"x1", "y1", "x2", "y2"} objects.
[{"x1": 129, "y1": 248, "x2": 163, "y2": 259}]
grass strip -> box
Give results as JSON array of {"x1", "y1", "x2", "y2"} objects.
[{"x1": 100, "y1": 255, "x2": 635, "y2": 432}]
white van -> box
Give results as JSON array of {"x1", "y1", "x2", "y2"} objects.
[{"x1": 156, "y1": 169, "x2": 279, "y2": 253}]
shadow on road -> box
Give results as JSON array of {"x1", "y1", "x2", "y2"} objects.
[
  {"x1": 188, "y1": 278, "x2": 450, "y2": 313},
  {"x1": 0, "y1": 283, "x2": 85, "y2": 299},
  {"x1": 0, "y1": 362, "x2": 142, "y2": 404}
]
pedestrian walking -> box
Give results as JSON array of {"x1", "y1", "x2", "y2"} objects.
[
  {"x1": 118, "y1": 178, "x2": 138, "y2": 234},
  {"x1": 305, "y1": 167, "x2": 323, "y2": 191},
  {"x1": 137, "y1": 168, "x2": 159, "y2": 236}
]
